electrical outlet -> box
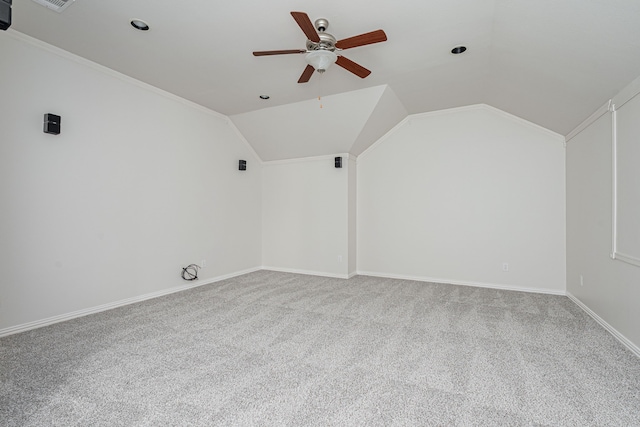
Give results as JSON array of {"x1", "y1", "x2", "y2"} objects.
[
  {"x1": 580, "y1": 274, "x2": 584, "y2": 286},
  {"x1": 502, "y1": 262, "x2": 509, "y2": 272},
  {"x1": 201, "y1": 259, "x2": 206, "y2": 268},
  {"x1": 337, "y1": 255, "x2": 343, "y2": 263}
]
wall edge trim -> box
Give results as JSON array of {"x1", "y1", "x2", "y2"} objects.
[
  {"x1": 566, "y1": 292, "x2": 640, "y2": 359},
  {"x1": 356, "y1": 270, "x2": 566, "y2": 295},
  {"x1": 262, "y1": 266, "x2": 350, "y2": 279},
  {"x1": 565, "y1": 100, "x2": 612, "y2": 142},
  {"x1": 358, "y1": 103, "x2": 563, "y2": 161},
  {"x1": 356, "y1": 116, "x2": 411, "y2": 160},
  {"x1": 6, "y1": 30, "x2": 229, "y2": 122},
  {"x1": 0, "y1": 267, "x2": 261, "y2": 338},
  {"x1": 226, "y1": 119, "x2": 264, "y2": 164},
  {"x1": 612, "y1": 74, "x2": 640, "y2": 111},
  {"x1": 472, "y1": 104, "x2": 564, "y2": 141},
  {"x1": 262, "y1": 153, "x2": 352, "y2": 166},
  {"x1": 405, "y1": 104, "x2": 563, "y2": 140}
]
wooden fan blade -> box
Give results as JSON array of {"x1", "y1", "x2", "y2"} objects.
[
  {"x1": 336, "y1": 56, "x2": 371, "y2": 78},
  {"x1": 336, "y1": 29, "x2": 387, "y2": 50},
  {"x1": 298, "y1": 64, "x2": 315, "y2": 83},
  {"x1": 253, "y1": 49, "x2": 306, "y2": 56},
  {"x1": 291, "y1": 11, "x2": 320, "y2": 43}
]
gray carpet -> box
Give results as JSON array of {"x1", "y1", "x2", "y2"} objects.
[{"x1": 1, "y1": 270, "x2": 639, "y2": 426}]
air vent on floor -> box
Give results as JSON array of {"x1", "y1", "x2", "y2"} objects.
[{"x1": 31, "y1": 0, "x2": 75, "y2": 13}]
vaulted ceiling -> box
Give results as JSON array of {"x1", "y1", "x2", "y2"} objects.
[{"x1": 9, "y1": 0, "x2": 640, "y2": 161}]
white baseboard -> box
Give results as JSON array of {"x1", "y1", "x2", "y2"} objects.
[
  {"x1": 356, "y1": 270, "x2": 566, "y2": 295},
  {"x1": 0, "y1": 267, "x2": 261, "y2": 338},
  {"x1": 566, "y1": 292, "x2": 640, "y2": 358},
  {"x1": 261, "y1": 266, "x2": 350, "y2": 279},
  {"x1": 5, "y1": 267, "x2": 638, "y2": 360}
]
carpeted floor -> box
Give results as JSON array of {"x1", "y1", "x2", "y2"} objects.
[{"x1": 1, "y1": 270, "x2": 639, "y2": 426}]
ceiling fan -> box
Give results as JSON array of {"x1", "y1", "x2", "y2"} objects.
[{"x1": 253, "y1": 11, "x2": 387, "y2": 83}]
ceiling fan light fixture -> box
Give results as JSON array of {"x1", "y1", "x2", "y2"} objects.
[{"x1": 305, "y1": 50, "x2": 337, "y2": 73}]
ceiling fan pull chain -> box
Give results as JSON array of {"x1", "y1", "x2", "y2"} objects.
[{"x1": 318, "y1": 73, "x2": 324, "y2": 109}]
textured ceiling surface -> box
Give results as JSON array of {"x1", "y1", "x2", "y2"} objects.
[{"x1": 9, "y1": 0, "x2": 640, "y2": 160}]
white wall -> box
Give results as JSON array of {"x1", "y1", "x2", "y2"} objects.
[
  {"x1": 11, "y1": 27, "x2": 638, "y2": 352},
  {"x1": 347, "y1": 155, "x2": 357, "y2": 277},
  {"x1": 357, "y1": 105, "x2": 566, "y2": 293},
  {"x1": 566, "y1": 93, "x2": 640, "y2": 353},
  {"x1": 0, "y1": 32, "x2": 262, "y2": 332},
  {"x1": 262, "y1": 155, "x2": 351, "y2": 278}
]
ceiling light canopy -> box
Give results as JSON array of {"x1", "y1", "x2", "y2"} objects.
[
  {"x1": 130, "y1": 19, "x2": 150, "y2": 31},
  {"x1": 305, "y1": 50, "x2": 337, "y2": 73},
  {"x1": 451, "y1": 45, "x2": 467, "y2": 55}
]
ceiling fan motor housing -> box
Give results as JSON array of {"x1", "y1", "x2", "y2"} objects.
[{"x1": 306, "y1": 32, "x2": 337, "y2": 52}]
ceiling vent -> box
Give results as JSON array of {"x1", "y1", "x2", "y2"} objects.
[{"x1": 31, "y1": 0, "x2": 75, "y2": 13}]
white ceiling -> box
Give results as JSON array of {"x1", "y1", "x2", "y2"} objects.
[{"x1": 9, "y1": 0, "x2": 640, "y2": 161}]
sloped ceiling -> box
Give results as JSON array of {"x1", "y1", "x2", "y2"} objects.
[
  {"x1": 231, "y1": 85, "x2": 407, "y2": 161},
  {"x1": 8, "y1": 0, "x2": 640, "y2": 160}
]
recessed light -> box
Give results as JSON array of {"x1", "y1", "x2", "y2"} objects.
[
  {"x1": 259, "y1": 95, "x2": 270, "y2": 100},
  {"x1": 131, "y1": 19, "x2": 150, "y2": 31},
  {"x1": 451, "y1": 46, "x2": 467, "y2": 55}
]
